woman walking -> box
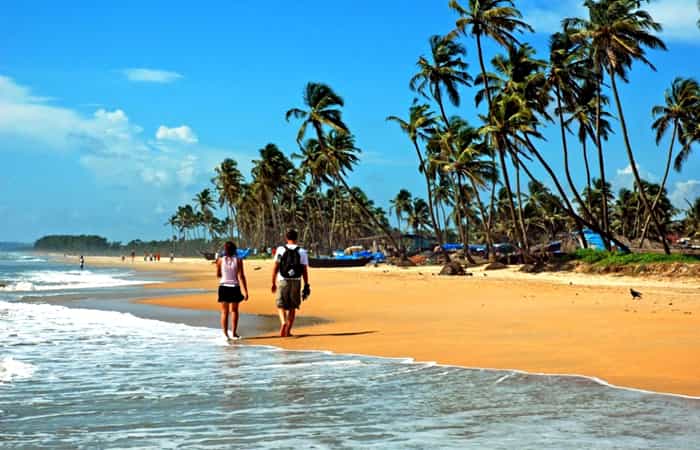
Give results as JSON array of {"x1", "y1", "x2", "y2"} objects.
[{"x1": 216, "y1": 241, "x2": 249, "y2": 340}]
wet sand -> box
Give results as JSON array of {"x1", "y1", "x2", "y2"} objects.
[{"x1": 81, "y1": 255, "x2": 700, "y2": 397}]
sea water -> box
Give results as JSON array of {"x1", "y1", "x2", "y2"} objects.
[{"x1": 1, "y1": 252, "x2": 699, "y2": 449}]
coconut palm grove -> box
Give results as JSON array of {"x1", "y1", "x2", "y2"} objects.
[{"x1": 168, "y1": 0, "x2": 700, "y2": 259}]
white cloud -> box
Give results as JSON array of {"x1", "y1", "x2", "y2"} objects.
[
  {"x1": 176, "y1": 154, "x2": 198, "y2": 186},
  {"x1": 0, "y1": 75, "x2": 233, "y2": 191},
  {"x1": 156, "y1": 125, "x2": 198, "y2": 144},
  {"x1": 669, "y1": 179, "x2": 700, "y2": 208},
  {"x1": 520, "y1": 0, "x2": 699, "y2": 43},
  {"x1": 613, "y1": 163, "x2": 659, "y2": 192},
  {"x1": 647, "y1": 0, "x2": 700, "y2": 41},
  {"x1": 520, "y1": 0, "x2": 586, "y2": 35},
  {"x1": 122, "y1": 68, "x2": 183, "y2": 83}
]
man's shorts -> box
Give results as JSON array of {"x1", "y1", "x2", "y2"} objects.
[{"x1": 276, "y1": 279, "x2": 301, "y2": 310}]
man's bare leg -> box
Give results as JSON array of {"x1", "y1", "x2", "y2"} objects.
[
  {"x1": 286, "y1": 309, "x2": 296, "y2": 337},
  {"x1": 277, "y1": 308, "x2": 288, "y2": 337},
  {"x1": 220, "y1": 303, "x2": 230, "y2": 339}
]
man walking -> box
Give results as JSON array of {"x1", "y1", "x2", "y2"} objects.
[{"x1": 271, "y1": 229, "x2": 310, "y2": 337}]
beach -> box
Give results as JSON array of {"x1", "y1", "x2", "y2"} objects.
[
  {"x1": 84, "y1": 255, "x2": 700, "y2": 397},
  {"x1": 3, "y1": 251, "x2": 700, "y2": 447}
]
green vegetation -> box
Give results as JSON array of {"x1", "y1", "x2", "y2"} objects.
[
  {"x1": 572, "y1": 249, "x2": 700, "y2": 266},
  {"x1": 166, "y1": 0, "x2": 700, "y2": 259},
  {"x1": 34, "y1": 234, "x2": 209, "y2": 257}
]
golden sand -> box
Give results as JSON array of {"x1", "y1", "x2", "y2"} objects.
[{"x1": 82, "y1": 255, "x2": 700, "y2": 396}]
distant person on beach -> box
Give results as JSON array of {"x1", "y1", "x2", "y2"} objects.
[
  {"x1": 216, "y1": 241, "x2": 249, "y2": 340},
  {"x1": 271, "y1": 229, "x2": 310, "y2": 337},
  {"x1": 79, "y1": 255, "x2": 85, "y2": 271},
  {"x1": 169, "y1": 252, "x2": 174, "y2": 263},
  {"x1": 131, "y1": 251, "x2": 135, "y2": 263}
]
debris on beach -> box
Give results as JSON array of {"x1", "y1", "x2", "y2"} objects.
[
  {"x1": 484, "y1": 262, "x2": 508, "y2": 271},
  {"x1": 439, "y1": 261, "x2": 466, "y2": 276}
]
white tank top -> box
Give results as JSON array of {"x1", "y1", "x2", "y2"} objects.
[{"x1": 220, "y1": 256, "x2": 239, "y2": 286}]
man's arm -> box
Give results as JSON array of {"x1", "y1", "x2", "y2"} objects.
[
  {"x1": 302, "y1": 264, "x2": 309, "y2": 286},
  {"x1": 271, "y1": 261, "x2": 279, "y2": 293}
]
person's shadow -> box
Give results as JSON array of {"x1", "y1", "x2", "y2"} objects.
[{"x1": 244, "y1": 330, "x2": 377, "y2": 340}]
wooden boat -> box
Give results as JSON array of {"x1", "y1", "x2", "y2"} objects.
[
  {"x1": 200, "y1": 251, "x2": 217, "y2": 261},
  {"x1": 308, "y1": 257, "x2": 372, "y2": 268}
]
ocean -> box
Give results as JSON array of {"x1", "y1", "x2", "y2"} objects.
[{"x1": 1, "y1": 251, "x2": 699, "y2": 449}]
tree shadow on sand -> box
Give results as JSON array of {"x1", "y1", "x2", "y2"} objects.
[{"x1": 244, "y1": 330, "x2": 377, "y2": 340}]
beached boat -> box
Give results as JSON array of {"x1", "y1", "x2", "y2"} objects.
[
  {"x1": 200, "y1": 248, "x2": 251, "y2": 261},
  {"x1": 200, "y1": 251, "x2": 216, "y2": 261},
  {"x1": 308, "y1": 256, "x2": 372, "y2": 268}
]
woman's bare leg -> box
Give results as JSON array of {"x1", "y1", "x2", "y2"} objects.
[
  {"x1": 220, "y1": 303, "x2": 230, "y2": 338},
  {"x1": 231, "y1": 302, "x2": 240, "y2": 337}
]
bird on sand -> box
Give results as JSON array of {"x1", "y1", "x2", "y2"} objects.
[{"x1": 630, "y1": 288, "x2": 643, "y2": 299}]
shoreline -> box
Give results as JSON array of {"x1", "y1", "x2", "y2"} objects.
[{"x1": 73, "y1": 254, "x2": 700, "y2": 397}]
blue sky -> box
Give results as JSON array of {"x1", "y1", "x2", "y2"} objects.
[{"x1": 1, "y1": 0, "x2": 699, "y2": 243}]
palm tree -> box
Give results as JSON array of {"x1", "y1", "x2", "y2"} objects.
[
  {"x1": 387, "y1": 104, "x2": 444, "y2": 248},
  {"x1": 675, "y1": 121, "x2": 700, "y2": 171},
  {"x1": 407, "y1": 198, "x2": 431, "y2": 234},
  {"x1": 684, "y1": 197, "x2": 700, "y2": 237},
  {"x1": 434, "y1": 117, "x2": 496, "y2": 259},
  {"x1": 286, "y1": 82, "x2": 349, "y2": 150},
  {"x1": 564, "y1": 81, "x2": 613, "y2": 219},
  {"x1": 287, "y1": 83, "x2": 399, "y2": 250},
  {"x1": 212, "y1": 158, "x2": 243, "y2": 239},
  {"x1": 638, "y1": 78, "x2": 700, "y2": 245},
  {"x1": 449, "y1": 0, "x2": 532, "y2": 257},
  {"x1": 547, "y1": 27, "x2": 598, "y2": 226},
  {"x1": 449, "y1": 0, "x2": 533, "y2": 113},
  {"x1": 390, "y1": 189, "x2": 413, "y2": 233},
  {"x1": 194, "y1": 189, "x2": 215, "y2": 241},
  {"x1": 409, "y1": 35, "x2": 472, "y2": 125},
  {"x1": 478, "y1": 93, "x2": 537, "y2": 255},
  {"x1": 251, "y1": 144, "x2": 295, "y2": 243},
  {"x1": 567, "y1": 0, "x2": 670, "y2": 253}
]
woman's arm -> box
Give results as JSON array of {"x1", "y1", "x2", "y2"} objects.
[
  {"x1": 238, "y1": 259, "x2": 249, "y2": 300},
  {"x1": 216, "y1": 258, "x2": 222, "y2": 278}
]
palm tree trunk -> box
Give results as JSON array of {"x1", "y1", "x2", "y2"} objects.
[
  {"x1": 476, "y1": 33, "x2": 497, "y2": 261},
  {"x1": 412, "y1": 139, "x2": 444, "y2": 250},
  {"x1": 456, "y1": 175, "x2": 476, "y2": 264},
  {"x1": 595, "y1": 81, "x2": 612, "y2": 249},
  {"x1": 557, "y1": 87, "x2": 596, "y2": 224},
  {"x1": 523, "y1": 137, "x2": 628, "y2": 252},
  {"x1": 497, "y1": 146, "x2": 527, "y2": 257},
  {"x1": 337, "y1": 177, "x2": 399, "y2": 251},
  {"x1": 513, "y1": 155, "x2": 529, "y2": 256},
  {"x1": 639, "y1": 121, "x2": 677, "y2": 247},
  {"x1": 582, "y1": 138, "x2": 593, "y2": 215},
  {"x1": 436, "y1": 95, "x2": 450, "y2": 126},
  {"x1": 329, "y1": 182, "x2": 339, "y2": 250},
  {"x1": 467, "y1": 175, "x2": 493, "y2": 256},
  {"x1": 608, "y1": 71, "x2": 670, "y2": 254}
]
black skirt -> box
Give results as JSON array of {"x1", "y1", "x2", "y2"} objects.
[{"x1": 218, "y1": 285, "x2": 244, "y2": 303}]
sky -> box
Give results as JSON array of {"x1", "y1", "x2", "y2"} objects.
[{"x1": 1, "y1": 0, "x2": 699, "y2": 243}]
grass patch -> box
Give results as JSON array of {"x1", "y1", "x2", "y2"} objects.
[{"x1": 571, "y1": 249, "x2": 700, "y2": 266}]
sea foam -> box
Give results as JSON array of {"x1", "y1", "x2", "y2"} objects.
[{"x1": 0, "y1": 357, "x2": 36, "y2": 384}]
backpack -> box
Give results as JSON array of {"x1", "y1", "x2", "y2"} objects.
[{"x1": 279, "y1": 246, "x2": 303, "y2": 279}]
